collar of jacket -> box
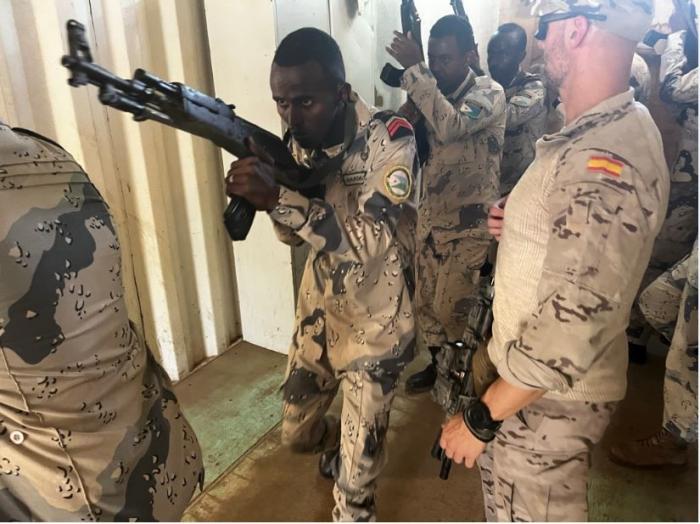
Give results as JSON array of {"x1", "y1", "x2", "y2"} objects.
[
  {"x1": 447, "y1": 69, "x2": 477, "y2": 103},
  {"x1": 546, "y1": 88, "x2": 635, "y2": 142},
  {"x1": 289, "y1": 91, "x2": 370, "y2": 170}
]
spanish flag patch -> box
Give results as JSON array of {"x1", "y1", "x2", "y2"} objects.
[{"x1": 587, "y1": 156, "x2": 624, "y2": 177}]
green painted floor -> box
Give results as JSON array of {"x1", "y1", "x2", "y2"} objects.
[
  {"x1": 178, "y1": 345, "x2": 698, "y2": 521},
  {"x1": 175, "y1": 341, "x2": 286, "y2": 486}
]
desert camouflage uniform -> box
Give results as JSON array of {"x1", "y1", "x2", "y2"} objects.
[
  {"x1": 653, "y1": 30, "x2": 698, "y2": 275},
  {"x1": 484, "y1": 85, "x2": 669, "y2": 520},
  {"x1": 629, "y1": 30, "x2": 698, "y2": 343},
  {"x1": 640, "y1": 240, "x2": 698, "y2": 442},
  {"x1": 630, "y1": 52, "x2": 651, "y2": 105},
  {"x1": 0, "y1": 124, "x2": 203, "y2": 520},
  {"x1": 478, "y1": 398, "x2": 616, "y2": 521},
  {"x1": 270, "y1": 94, "x2": 419, "y2": 522},
  {"x1": 501, "y1": 70, "x2": 547, "y2": 195},
  {"x1": 399, "y1": 63, "x2": 505, "y2": 349}
]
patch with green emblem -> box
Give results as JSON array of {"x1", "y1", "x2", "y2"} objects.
[
  {"x1": 384, "y1": 166, "x2": 412, "y2": 202},
  {"x1": 463, "y1": 104, "x2": 482, "y2": 119},
  {"x1": 510, "y1": 96, "x2": 531, "y2": 107}
]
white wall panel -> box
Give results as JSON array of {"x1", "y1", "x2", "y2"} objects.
[
  {"x1": 204, "y1": 0, "x2": 297, "y2": 354},
  {"x1": 0, "y1": 0, "x2": 241, "y2": 379}
]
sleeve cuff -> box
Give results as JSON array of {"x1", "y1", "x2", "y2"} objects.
[
  {"x1": 268, "y1": 186, "x2": 310, "y2": 231},
  {"x1": 493, "y1": 340, "x2": 572, "y2": 394},
  {"x1": 400, "y1": 62, "x2": 432, "y2": 93}
]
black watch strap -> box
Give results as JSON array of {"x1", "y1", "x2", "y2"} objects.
[{"x1": 463, "y1": 399, "x2": 502, "y2": 443}]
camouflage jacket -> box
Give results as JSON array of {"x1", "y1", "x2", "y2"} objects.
[
  {"x1": 0, "y1": 124, "x2": 203, "y2": 520},
  {"x1": 501, "y1": 71, "x2": 547, "y2": 195},
  {"x1": 661, "y1": 30, "x2": 699, "y2": 144},
  {"x1": 630, "y1": 53, "x2": 651, "y2": 105},
  {"x1": 400, "y1": 64, "x2": 506, "y2": 244},
  {"x1": 488, "y1": 89, "x2": 670, "y2": 402},
  {"x1": 268, "y1": 95, "x2": 419, "y2": 372}
]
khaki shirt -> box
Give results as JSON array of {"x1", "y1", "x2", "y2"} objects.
[
  {"x1": 488, "y1": 89, "x2": 669, "y2": 402},
  {"x1": 0, "y1": 125, "x2": 203, "y2": 520},
  {"x1": 400, "y1": 64, "x2": 506, "y2": 244},
  {"x1": 661, "y1": 30, "x2": 698, "y2": 148},
  {"x1": 269, "y1": 95, "x2": 419, "y2": 371},
  {"x1": 501, "y1": 71, "x2": 547, "y2": 195}
]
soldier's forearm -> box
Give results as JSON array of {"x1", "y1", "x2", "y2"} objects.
[
  {"x1": 506, "y1": 97, "x2": 545, "y2": 129},
  {"x1": 480, "y1": 377, "x2": 545, "y2": 421},
  {"x1": 661, "y1": 69, "x2": 699, "y2": 104},
  {"x1": 401, "y1": 64, "x2": 490, "y2": 143}
]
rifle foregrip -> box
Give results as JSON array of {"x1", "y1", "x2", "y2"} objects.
[
  {"x1": 440, "y1": 457, "x2": 452, "y2": 480},
  {"x1": 223, "y1": 196, "x2": 256, "y2": 241},
  {"x1": 432, "y1": 429, "x2": 452, "y2": 480},
  {"x1": 380, "y1": 63, "x2": 404, "y2": 88}
]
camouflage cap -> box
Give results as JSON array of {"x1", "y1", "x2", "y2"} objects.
[{"x1": 532, "y1": 1, "x2": 654, "y2": 42}]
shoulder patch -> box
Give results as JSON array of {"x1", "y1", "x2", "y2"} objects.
[
  {"x1": 384, "y1": 165, "x2": 412, "y2": 202},
  {"x1": 373, "y1": 110, "x2": 414, "y2": 141},
  {"x1": 463, "y1": 104, "x2": 482, "y2": 120},
  {"x1": 509, "y1": 95, "x2": 532, "y2": 108},
  {"x1": 587, "y1": 155, "x2": 624, "y2": 177}
]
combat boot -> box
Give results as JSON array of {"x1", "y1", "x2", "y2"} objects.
[
  {"x1": 405, "y1": 346, "x2": 440, "y2": 394},
  {"x1": 318, "y1": 415, "x2": 340, "y2": 480},
  {"x1": 609, "y1": 427, "x2": 688, "y2": 468}
]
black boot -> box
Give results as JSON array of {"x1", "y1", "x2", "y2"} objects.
[{"x1": 405, "y1": 346, "x2": 440, "y2": 394}]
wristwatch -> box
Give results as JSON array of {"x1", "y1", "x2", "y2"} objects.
[{"x1": 463, "y1": 398, "x2": 502, "y2": 443}]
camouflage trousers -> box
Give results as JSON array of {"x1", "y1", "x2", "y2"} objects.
[
  {"x1": 638, "y1": 242, "x2": 698, "y2": 442},
  {"x1": 477, "y1": 397, "x2": 616, "y2": 522},
  {"x1": 415, "y1": 235, "x2": 490, "y2": 348},
  {"x1": 663, "y1": 281, "x2": 698, "y2": 442},
  {"x1": 281, "y1": 342, "x2": 400, "y2": 521}
]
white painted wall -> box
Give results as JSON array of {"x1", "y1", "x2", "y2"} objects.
[
  {"x1": 412, "y1": 0, "x2": 501, "y2": 75},
  {"x1": 0, "y1": 0, "x2": 241, "y2": 380},
  {"x1": 204, "y1": 0, "x2": 297, "y2": 354}
]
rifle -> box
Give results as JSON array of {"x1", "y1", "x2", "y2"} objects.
[
  {"x1": 381, "y1": 0, "x2": 423, "y2": 87},
  {"x1": 430, "y1": 268, "x2": 496, "y2": 480},
  {"x1": 450, "y1": 0, "x2": 486, "y2": 76},
  {"x1": 450, "y1": 0, "x2": 467, "y2": 18},
  {"x1": 61, "y1": 20, "x2": 321, "y2": 242},
  {"x1": 381, "y1": 1, "x2": 430, "y2": 165}
]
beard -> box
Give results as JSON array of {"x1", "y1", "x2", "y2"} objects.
[{"x1": 543, "y1": 32, "x2": 568, "y2": 92}]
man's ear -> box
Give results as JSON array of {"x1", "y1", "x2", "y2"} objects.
[
  {"x1": 569, "y1": 15, "x2": 591, "y2": 48},
  {"x1": 337, "y1": 82, "x2": 351, "y2": 103},
  {"x1": 466, "y1": 49, "x2": 479, "y2": 68}
]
